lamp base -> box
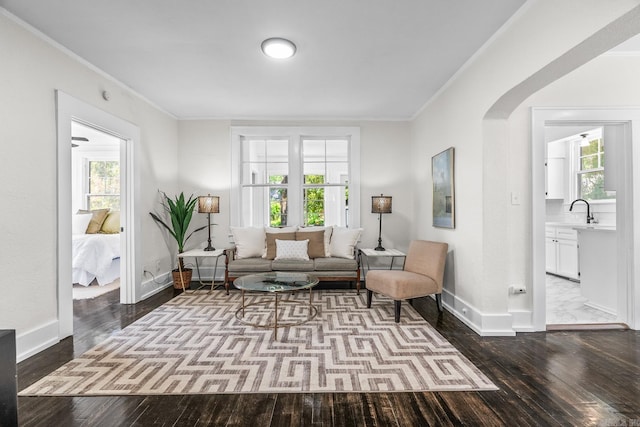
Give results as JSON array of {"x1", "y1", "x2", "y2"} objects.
[
  {"x1": 203, "y1": 244, "x2": 215, "y2": 251},
  {"x1": 374, "y1": 246, "x2": 386, "y2": 251}
]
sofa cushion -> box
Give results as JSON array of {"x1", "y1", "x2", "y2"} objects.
[
  {"x1": 271, "y1": 259, "x2": 315, "y2": 271},
  {"x1": 295, "y1": 230, "x2": 325, "y2": 258},
  {"x1": 264, "y1": 232, "x2": 296, "y2": 259},
  {"x1": 227, "y1": 258, "x2": 273, "y2": 273},
  {"x1": 314, "y1": 257, "x2": 358, "y2": 271},
  {"x1": 230, "y1": 227, "x2": 266, "y2": 259}
]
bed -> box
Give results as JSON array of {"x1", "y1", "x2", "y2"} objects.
[
  {"x1": 72, "y1": 233, "x2": 120, "y2": 286},
  {"x1": 72, "y1": 209, "x2": 121, "y2": 286}
]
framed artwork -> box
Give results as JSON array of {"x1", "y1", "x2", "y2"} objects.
[{"x1": 432, "y1": 147, "x2": 455, "y2": 228}]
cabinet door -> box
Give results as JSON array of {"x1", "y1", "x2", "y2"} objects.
[
  {"x1": 557, "y1": 238, "x2": 579, "y2": 280},
  {"x1": 545, "y1": 237, "x2": 557, "y2": 273},
  {"x1": 546, "y1": 158, "x2": 565, "y2": 199}
]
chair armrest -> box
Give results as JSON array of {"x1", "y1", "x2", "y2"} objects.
[{"x1": 224, "y1": 247, "x2": 237, "y2": 265}]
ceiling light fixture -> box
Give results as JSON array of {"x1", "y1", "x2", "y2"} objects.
[
  {"x1": 261, "y1": 37, "x2": 296, "y2": 59},
  {"x1": 580, "y1": 133, "x2": 590, "y2": 147}
]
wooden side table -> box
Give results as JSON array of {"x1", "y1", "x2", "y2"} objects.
[
  {"x1": 359, "y1": 248, "x2": 407, "y2": 279},
  {"x1": 177, "y1": 248, "x2": 227, "y2": 294}
]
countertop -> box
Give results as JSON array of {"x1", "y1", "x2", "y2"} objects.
[{"x1": 546, "y1": 221, "x2": 616, "y2": 231}]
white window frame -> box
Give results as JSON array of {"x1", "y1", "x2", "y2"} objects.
[
  {"x1": 230, "y1": 126, "x2": 360, "y2": 228},
  {"x1": 569, "y1": 128, "x2": 614, "y2": 203}
]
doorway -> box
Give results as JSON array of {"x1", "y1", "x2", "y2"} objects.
[
  {"x1": 544, "y1": 125, "x2": 619, "y2": 327},
  {"x1": 531, "y1": 108, "x2": 640, "y2": 331},
  {"x1": 71, "y1": 121, "x2": 122, "y2": 300},
  {"x1": 56, "y1": 91, "x2": 140, "y2": 339}
]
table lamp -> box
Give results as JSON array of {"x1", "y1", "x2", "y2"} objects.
[
  {"x1": 371, "y1": 194, "x2": 392, "y2": 251},
  {"x1": 198, "y1": 194, "x2": 219, "y2": 251}
]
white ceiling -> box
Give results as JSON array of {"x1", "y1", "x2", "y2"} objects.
[{"x1": 1, "y1": 1, "x2": 528, "y2": 120}]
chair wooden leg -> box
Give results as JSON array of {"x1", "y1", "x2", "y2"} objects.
[
  {"x1": 366, "y1": 290, "x2": 373, "y2": 308},
  {"x1": 435, "y1": 293, "x2": 443, "y2": 312},
  {"x1": 394, "y1": 300, "x2": 401, "y2": 323}
]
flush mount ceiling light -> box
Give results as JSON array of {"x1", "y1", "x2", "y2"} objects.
[
  {"x1": 580, "y1": 133, "x2": 590, "y2": 147},
  {"x1": 261, "y1": 37, "x2": 296, "y2": 59}
]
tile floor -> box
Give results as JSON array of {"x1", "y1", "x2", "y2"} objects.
[{"x1": 546, "y1": 274, "x2": 617, "y2": 325}]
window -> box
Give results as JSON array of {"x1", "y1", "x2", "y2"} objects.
[
  {"x1": 576, "y1": 134, "x2": 614, "y2": 201},
  {"x1": 231, "y1": 127, "x2": 360, "y2": 228},
  {"x1": 86, "y1": 160, "x2": 120, "y2": 210}
]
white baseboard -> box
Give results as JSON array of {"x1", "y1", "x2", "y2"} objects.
[
  {"x1": 16, "y1": 319, "x2": 59, "y2": 363},
  {"x1": 140, "y1": 272, "x2": 173, "y2": 300},
  {"x1": 441, "y1": 289, "x2": 516, "y2": 336},
  {"x1": 510, "y1": 310, "x2": 535, "y2": 332}
]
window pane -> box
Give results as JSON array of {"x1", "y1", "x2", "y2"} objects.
[
  {"x1": 580, "y1": 155, "x2": 598, "y2": 170},
  {"x1": 579, "y1": 170, "x2": 607, "y2": 200},
  {"x1": 304, "y1": 187, "x2": 324, "y2": 226},
  {"x1": 266, "y1": 140, "x2": 288, "y2": 162},
  {"x1": 326, "y1": 139, "x2": 348, "y2": 161},
  {"x1": 88, "y1": 195, "x2": 120, "y2": 210},
  {"x1": 88, "y1": 161, "x2": 119, "y2": 210},
  {"x1": 270, "y1": 188, "x2": 288, "y2": 227},
  {"x1": 303, "y1": 139, "x2": 325, "y2": 162},
  {"x1": 326, "y1": 161, "x2": 348, "y2": 184},
  {"x1": 244, "y1": 139, "x2": 265, "y2": 162},
  {"x1": 580, "y1": 140, "x2": 598, "y2": 156},
  {"x1": 267, "y1": 163, "x2": 288, "y2": 181},
  {"x1": 304, "y1": 174, "x2": 324, "y2": 185}
]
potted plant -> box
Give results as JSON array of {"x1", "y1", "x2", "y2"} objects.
[{"x1": 150, "y1": 191, "x2": 207, "y2": 289}]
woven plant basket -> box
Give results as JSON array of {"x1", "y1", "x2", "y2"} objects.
[{"x1": 171, "y1": 268, "x2": 193, "y2": 290}]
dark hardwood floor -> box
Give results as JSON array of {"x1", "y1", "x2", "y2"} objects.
[{"x1": 15, "y1": 284, "x2": 640, "y2": 426}]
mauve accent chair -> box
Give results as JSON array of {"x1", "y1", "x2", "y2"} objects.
[{"x1": 366, "y1": 240, "x2": 448, "y2": 322}]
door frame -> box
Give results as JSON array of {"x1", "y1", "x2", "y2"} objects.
[
  {"x1": 531, "y1": 107, "x2": 640, "y2": 331},
  {"x1": 56, "y1": 91, "x2": 140, "y2": 338}
]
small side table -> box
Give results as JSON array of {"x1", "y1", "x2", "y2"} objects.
[
  {"x1": 359, "y1": 248, "x2": 407, "y2": 279},
  {"x1": 177, "y1": 248, "x2": 227, "y2": 294}
]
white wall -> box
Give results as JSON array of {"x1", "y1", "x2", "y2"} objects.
[
  {"x1": 177, "y1": 120, "x2": 412, "y2": 255},
  {"x1": 0, "y1": 12, "x2": 179, "y2": 358},
  {"x1": 409, "y1": 0, "x2": 640, "y2": 334}
]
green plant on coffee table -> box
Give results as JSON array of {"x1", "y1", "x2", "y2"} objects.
[{"x1": 149, "y1": 191, "x2": 206, "y2": 270}]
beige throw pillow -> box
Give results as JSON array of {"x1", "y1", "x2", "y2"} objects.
[
  {"x1": 296, "y1": 230, "x2": 325, "y2": 258},
  {"x1": 77, "y1": 209, "x2": 110, "y2": 234},
  {"x1": 264, "y1": 232, "x2": 296, "y2": 260},
  {"x1": 100, "y1": 210, "x2": 120, "y2": 234}
]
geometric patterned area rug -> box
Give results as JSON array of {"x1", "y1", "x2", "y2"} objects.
[{"x1": 20, "y1": 290, "x2": 496, "y2": 396}]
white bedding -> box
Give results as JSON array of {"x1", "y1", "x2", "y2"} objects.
[{"x1": 72, "y1": 233, "x2": 120, "y2": 286}]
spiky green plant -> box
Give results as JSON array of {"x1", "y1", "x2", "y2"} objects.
[{"x1": 149, "y1": 191, "x2": 206, "y2": 270}]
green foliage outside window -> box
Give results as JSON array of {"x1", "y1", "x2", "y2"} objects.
[
  {"x1": 269, "y1": 175, "x2": 288, "y2": 227},
  {"x1": 304, "y1": 175, "x2": 325, "y2": 226},
  {"x1": 578, "y1": 138, "x2": 614, "y2": 201},
  {"x1": 88, "y1": 161, "x2": 120, "y2": 210}
]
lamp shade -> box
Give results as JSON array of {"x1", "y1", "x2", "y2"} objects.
[
  {"x1": 371, "y1": 195, "x2": 392, "y2": 214},
  {"x1": 198, "y1": 195, "x2": 220, "y2": 213}
]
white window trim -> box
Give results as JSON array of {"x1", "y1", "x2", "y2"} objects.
[{"x1": 230, "y1": 126, "x2": 360, "y2": 228}]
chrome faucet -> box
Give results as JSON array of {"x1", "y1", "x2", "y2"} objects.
[{"x1": 569, "y1": 198, "x2": 593, "y2": 224}]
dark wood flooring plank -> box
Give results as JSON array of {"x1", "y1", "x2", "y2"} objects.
[{"x1": 14, "y1": 286, "x2": 640, "y2": 426}]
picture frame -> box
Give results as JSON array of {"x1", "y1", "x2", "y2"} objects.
[{"x1": 432, "y1": 147, "x2": 455, "y2": 228}]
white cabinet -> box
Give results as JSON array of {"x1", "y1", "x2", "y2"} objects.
[
  {"x1": 545, "y1": 158, "x2": 565, "y2": 199},
  {"x1": 545, "y1": 140, "x2": 566, "y2": 200},
  {"x1": 545, "y1": 225, "x2": 579, "y2": 280}
]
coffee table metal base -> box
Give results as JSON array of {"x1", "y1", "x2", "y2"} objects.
[{"x1": 235, "y1": 289, "x2": 318, "y2": 340}]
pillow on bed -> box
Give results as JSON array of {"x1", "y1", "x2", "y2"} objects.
[
  {"x1": 77, "y1": 209, "x2": 110, "y2": 234},
  {"x1": 275, "y1": 239, "x2": 309, "y2": 261},
  {"x1": 72, "y1": 213, "x2": 93, "y2": 235},
  {"x1": 100, "y1": 210, "x2": 120, "y2": 234}
]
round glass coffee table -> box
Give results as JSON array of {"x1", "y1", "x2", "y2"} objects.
[{"x1": 233, "y1": 272, "x2": 319, "y2": 340}]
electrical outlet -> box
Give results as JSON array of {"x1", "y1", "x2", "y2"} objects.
[{"x1": 509, "y1": 285, "x2": 526, "y2": 294}]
